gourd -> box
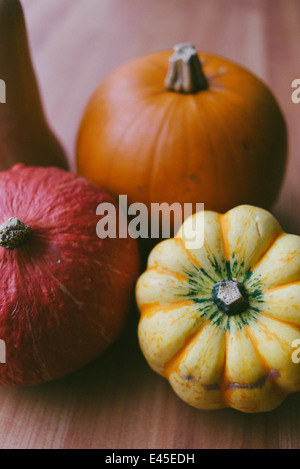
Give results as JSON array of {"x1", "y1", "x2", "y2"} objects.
[
  {"x1": 0, "y1": 0, "x2": 69, "y2": 170},
  {"x1": 0, "y1": 164, "x2": 139, "y2": 386},
  {"x1": 76, "y1": 43, "x2": 287, "y2": 235},
  {"x1": 136, "y1": 205, "x2": 300, "y2": 413}
]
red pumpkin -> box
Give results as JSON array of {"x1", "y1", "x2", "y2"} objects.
[{"x1": 0, "y1": 164, "x2": 139, "y2": 386}]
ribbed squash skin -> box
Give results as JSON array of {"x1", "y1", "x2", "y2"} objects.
[{"x1": 136, "y1": 205, "x2": 300, "y2": 413}]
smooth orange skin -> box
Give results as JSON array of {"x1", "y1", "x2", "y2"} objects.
[
  {"x1": 77, "y1": 50, "x2": 287, "y2": 223},
  {"x1": 0, "y1": 0, "x2": 69, "y2": 170}
]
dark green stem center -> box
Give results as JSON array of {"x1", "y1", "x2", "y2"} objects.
[{"x1": 213, "y1": 279, "x2": 249, "y2": 316}]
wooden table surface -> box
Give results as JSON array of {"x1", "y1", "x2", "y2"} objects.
[{"x1": 1, "y1": 0, "x2": 300, "y2": 449}]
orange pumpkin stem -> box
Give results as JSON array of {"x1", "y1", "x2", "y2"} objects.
[
  {"x1": 164, "y1": 43, "x2": 208, "y2": 94},
  {"x1": 0, "y1": 217, "x2": 31, "y2": 249}
]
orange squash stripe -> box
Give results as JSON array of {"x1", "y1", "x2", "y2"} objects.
[
  {"x1": 163, "y1": 319, "x2": 210, "y2": 379},
  {"x1": 139, "y1": 300, "x2": 194, "y2": 319}
]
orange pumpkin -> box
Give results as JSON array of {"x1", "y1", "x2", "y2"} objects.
[{"x1": 76, "y1": 43, "x2": 287, "y2": 233}]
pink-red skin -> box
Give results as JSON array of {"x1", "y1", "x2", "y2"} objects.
[{"x1": 0, "y1": 164, "x2": 140, "y2": 386}]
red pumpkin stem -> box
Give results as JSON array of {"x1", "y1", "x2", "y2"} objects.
[
  {"x1": 0, "y1": 217, "x2": 31, "y2": 249},
  {"x1": 164, "y1": 43, "x2": 207, "y2": 94}
]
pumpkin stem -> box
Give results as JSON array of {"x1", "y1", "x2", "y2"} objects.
[
  {"x1": 164, "y1": 43, "x2": 207, "y2": 94},
  {"x1": 213, "y1": 279, "x2": 249, "y2": 316},
  {"x1": 0, "y1": 217, "x2": 31, "y2": 249}
]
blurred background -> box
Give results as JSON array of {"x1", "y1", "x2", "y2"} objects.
[{"x1": 1, "y1": 0, "x2": 298, "y2": 449}]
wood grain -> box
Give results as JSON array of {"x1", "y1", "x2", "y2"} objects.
[{"x1": 0, "y1": 0, "x2": 299, "y2": 449}]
